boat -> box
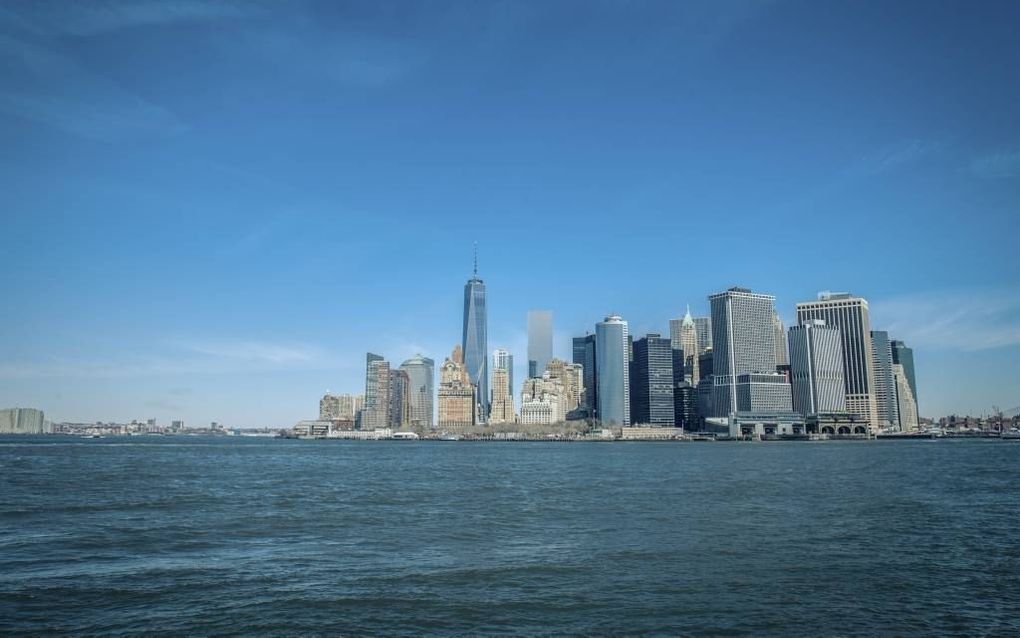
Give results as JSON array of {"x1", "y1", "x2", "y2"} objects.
[
  {"x1": 1002, "y1": 429, "x2": 1020, "y2": 440},
  {"x1": 438, "y1": 432, "x2": 460, "y2": 441},
  {"x1": 392, "y1": 431, "x2": 420, "y2": 440}
]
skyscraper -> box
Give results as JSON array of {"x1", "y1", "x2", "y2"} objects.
[
  {"x1": 462, "y1": 250, "x2": 488, "y2": 423},
  {"x1": 388, "y1": 369, "x2": 410, "y2": 429},
  {"x1": 489, "y1": 366, "x2": 516, "y2": 424},
  {"x1": 709, "y1": 287, "x2": 785, "y2": 416},
  {"x1": 773, "y1": 312, "x2": 789, "y2": 367},
  {"x1": 630, "y1": 334, "x2": 675, "y2": 426},
  {"x1": 694, "y1": 316, "x2": 713, "y2": 353},
  {"x1": 796, "y1": 292, "x2": 879, "y2": 430},
  {"x1": 492, "y1": 348, "x2": 514, "y2": 399},
  {"x1": 870, "y1": 330, "x2": 899, "y2": 429},
  {"x1": 595, "y1": 315, "x2": 630, "y2": 426},
  {"x1": 362, "y1": 353, "x2": 391, "y2": 429},
  {"x1": 572, "y1": 333, "x2": 597, "y2": 417},
  {"x1": 788, "y1": 320, "x2": 846, "y2": 415},
  {"x1": 890, "y1": 340, "x2": 918, "y2": 415},
  {"x1": 527, "y1": 310, "x2": 553, "y2": 378},
  {"x1": 893, "y1": 363, "x2": 919, "y2": 431},
  {"x1": 668, "y1": 306, "x2": 700, "y2": 384},
  {"x1": 400, "y1": 355, "x2": 435, "y2": 428},
  {"x1": 438, "y1": 345, "x2": 475, "y2": 427}
]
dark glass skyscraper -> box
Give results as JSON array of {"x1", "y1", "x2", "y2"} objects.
[
  {"x1": 572, "y1": 334, "x2": 597, "y2": 417},
  {"x1": 630, "y1": 334, "x2": 675, "y2": 426},
  {"x1": 462, "y1": 256, "x2": 488, "y2": 423}
]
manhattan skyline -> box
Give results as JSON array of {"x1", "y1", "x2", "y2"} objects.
[{"x1": 2, "y1": 1, "x2": 1019, "y2": 427}]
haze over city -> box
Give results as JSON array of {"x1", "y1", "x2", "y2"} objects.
[{"x1": 2, "y1": 0, "x2": 1018, "y2": 427}]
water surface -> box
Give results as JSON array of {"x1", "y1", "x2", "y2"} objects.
[{"x1": 2, "y1": 437, "x2": 1018, "y2": 635}]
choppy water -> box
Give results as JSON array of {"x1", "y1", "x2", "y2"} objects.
[{"x1": 2, "y1": 436, "x2": 1019, "y2": 635}]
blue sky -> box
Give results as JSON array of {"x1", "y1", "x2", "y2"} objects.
[{"x1": 1, "y1": 0, "x2": 1018, "y2": 427}]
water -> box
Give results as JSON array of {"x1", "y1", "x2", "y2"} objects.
[{"x1": 2, "y1": 437, "x2": 1019, "y2": 635}]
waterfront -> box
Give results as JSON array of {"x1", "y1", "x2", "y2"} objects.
[{"x1": 2, "y1": 437, "x2": 1019, "y2": 635}]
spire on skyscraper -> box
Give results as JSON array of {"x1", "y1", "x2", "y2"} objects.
[{"x1": 473, "y1": 241, "x2": 478, "y2": 277}]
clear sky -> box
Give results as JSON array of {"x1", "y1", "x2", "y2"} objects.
[{"x1": 2, "y1": 0, "x2": 1018, "y2": 427}]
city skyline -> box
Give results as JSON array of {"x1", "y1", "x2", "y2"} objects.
[{"x1": 2, "y1": 1, "x2": 1018, "y2": 427}]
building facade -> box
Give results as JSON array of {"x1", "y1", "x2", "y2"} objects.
[
  {"x1": 630, "y1": 334, "x2": 675, "y2": 426},
  {"x1": 0, "y1": 408, "x2": 46, "y2": 434},
  {"x1": 595, "y1": 315, "x2": 630, "y2": 426},
  {"x1": 709, "y1": 287, "x2": 781, "y2": 416},
  {"x1": 527, "y1": 310, "x2": 553, "y2": 378},
  {"x1": 519, "y1": 373, "x2": 565, "y2": 424},
  {"x1": 492, "y1": 348, "x2": 514, "y2": 400},
  {"x1": 438, "y1": 345, "x2": 475, "y2": 427},
  {"x1": 788, "y1": 320, "x2": 846, "y2": 415},
  {"x1": 795, "y1": 292, "x2": 880, "y2": 430},
  {"x1": 489, "y1": 366, "x2": 516, "y2": 424},
  {"x1": 545, "y1": 358, "x2": 583, "y2": 414}
]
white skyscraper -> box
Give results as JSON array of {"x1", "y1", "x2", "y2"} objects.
[
  {"x1": 709, "y1": 287, "x2": 789, "y2": 416},
  {"x1": 788, "y1": 320, "x2": 845, "y2": 415},
  {"x1": 492, "y1": 348, "x2": 514, "y2": 399},
  {"x1": 796, "y1": 292, "x2": 880, "y2": 430}
]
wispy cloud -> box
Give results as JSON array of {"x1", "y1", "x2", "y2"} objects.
[
  {"x1": 0, "y1": 339, "x2": 338, "y2": 380},
  {"x1": 2, "y1": 1, "x2": 259, "y2": 36},
  {"x1": 0, "y1": 35, "x2": 186, "y2": 141},
  {"x1": 860, "y1": 139, "x2": 942, "y2": 176},
  {"x1": 969, "y1": 150, "x2": 1020, "y2": 179},
  {"x1": 871, "y1": 288, "x2": 1020, "y2": 351}
]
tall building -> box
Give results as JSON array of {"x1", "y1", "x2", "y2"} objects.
[
  {"x1": 462, "y1": 253, "x2": 489, "y2": 423},
  {"x1": 545, "y1": 358, "x2": 583, "y2": 414},
  {"x1": 773, "y1": 312, "x2": 789, "y2": 367},
  {"x1": 362, "y1": 353, "x2": 390, "y2": 429},
  {"x1": 796, "y1": 292, "x2": 879, "y2": 430},
  {"x1": 696, "y1": 349, "x2": 714, "y2": 427},
  {"x1": 893, "y1": 363, "x2": 919, "y2": 431},
  {"x1": 492, "y1": 348, "x2": 514, "y2": 400},
  {"x1": 0, "y1": 408, "x2": 46, "y2": 434},
  {"x1": 709, "y1": 287, "x2": 784, "y2": 416},
  {"x1": 630, "y1": 334, "x2": 675, "y2": 426},
  {"x1": 400, "y1": 355, "x2": 434, "y2": 428},
  {"x1": 438, "y1": 345, "x2": 475, "y2": 427},
  {"x1": 489, "y1": 365, "x2": 516, "y2": 424},
  {"x1": 388, "y1": 369, "x2": 410, "y2": 429},
  {"x1": 669, "y1": 306, "x2": 700, "y2": 385},
  {"x1": 527, "y1": 310, "x2": 553, "y2": 378},
  {"x1": 595, "y1": 315, "x2": 630, "y2": 426},
  {"x1": 673, "y1": 383, "x2": 697, "y2": 430},
  {"x1": 694, "y1": 316, "x2": 713, "y2": 353},
  {"x1": 788, "y1": 320, "x2": 846, "y2": 415},
  {"x1": 870, "y1": 330, "x2": 899, "y2": 428},
  {"x1": 320, "y1": 393, "x2": 341, "y2": 420},
  {"x1": 890, "y1": 340, "x2": 918, "y2": 414},
  {"x1": 572, "y1": 333, "x2": 597, "y2": 417}
]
